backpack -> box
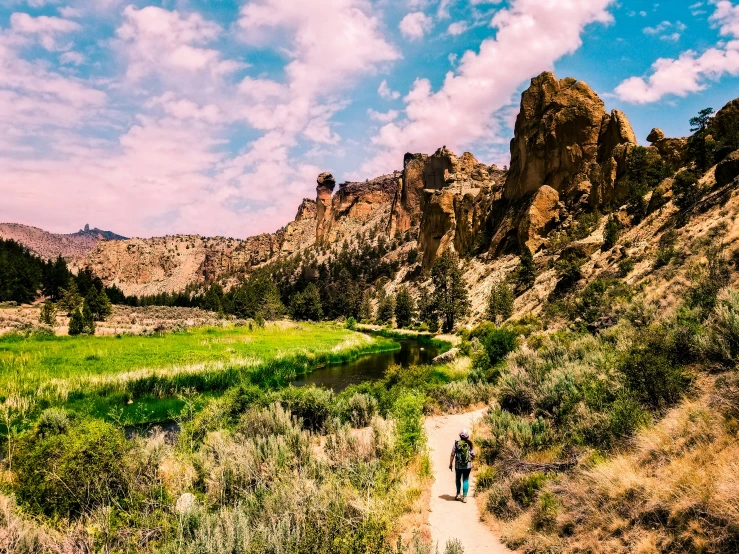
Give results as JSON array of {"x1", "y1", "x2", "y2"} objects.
[{"x1": 455, "y1": 440, "x2": 471, "y2": 466}]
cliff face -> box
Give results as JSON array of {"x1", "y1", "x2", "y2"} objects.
[
  {"x1": 0, "y1": 223, "x2": 126, "y2": 261},
  {"x1": 487, "y1": 72, "x2": 638, "y2": 255},
  {"x1": 19, "y1": 69, "x2": 730, "y2": 300}
]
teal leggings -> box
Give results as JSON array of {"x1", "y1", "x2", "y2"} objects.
[{"x1": 455, "y1": 468, "x2": 471, "y2": 497}]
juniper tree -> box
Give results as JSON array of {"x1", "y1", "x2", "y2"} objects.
[
  {"x1": 487, "y1": 281, "x2": 514, "y2": 325},
  {"x1": 516, "y1": 247, "x2": 536, "y2": 292},
  {"x1": 431, "y1": 251, "x2": 470, "y2": 333},
  {"x1": 377, "y1": 291, "x2": 395, "y2": 326},
  {"x1": 394, "y1": 285, "x2": 416, "y2": 328},
  {"x1": 38, "y1": 300, "x2": 57, "y2": 327}
]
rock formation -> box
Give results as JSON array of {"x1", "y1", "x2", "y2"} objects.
[
  {"x1": 647, "y1": 129, "x2": 688, "y2": 171},
  {"x1": 315, "y1": 173, "x2": 336, "y2": 245},
  {"x1": 716, "y1": 151, "x2": 739, "y2": 187},
  {"x1": 488, "y1": 72, "x2": 637, "y2": 255}
]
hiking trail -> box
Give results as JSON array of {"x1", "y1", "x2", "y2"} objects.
[{"x1": 425, "y1": 409, "x2": 512, "y2": 554}]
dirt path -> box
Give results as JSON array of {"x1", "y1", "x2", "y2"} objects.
[{"x1": 425, "y1": 409, "x2": 512, "y2": 554}]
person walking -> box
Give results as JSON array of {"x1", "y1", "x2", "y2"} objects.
[{"x1": 449, "y1": 428, "x2": 475, "y2": 503}]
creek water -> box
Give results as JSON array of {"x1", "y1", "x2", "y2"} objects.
[
  {"x1": 126, "y1": 337, "x2": 440, "y2": 438},
  {"x1": 291, "y1": 337, "x2": 441, "y2": 392}
]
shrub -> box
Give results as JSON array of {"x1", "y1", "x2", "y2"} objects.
[
  {"x1": 392, "y1": 392, "x2": 425, "y2": 457},
  {"x1": 14, "y1": 419, "x2": 131, "y2": 518},
  {"x1": 345, "y1": 316, "x2": 357, "y2": 330},
  {"x1": 38, "y1": 300, "x2": 57, "y2": 326},
  {"x1": 699, "y1": 289, "x2": 739, "y2": 365},
  {"x1": 276, "y1": 386, "x2": 334, "y2": 432},
  {"x1": 618, "y1": 257, "x2": 635, "y2": 277},
  {"x1": 516, "y1": 248, "x2": 536, "y2": 291},
  {"x1": 475, "y1": 466, "x2": 497, "y2": 491},
  {"x1": 340, "y1": 393, "x2": 378, "y2": 427},
  {"x1": 238, "y1": 403, "x2": 295, "y2": 438},
  {"x1": 510, "y1": 472, "x2": 548, "y2": 508},
  {"x1": 673, "y1": 171, "x2": 702, "y2": 210},
  {"x1": 476, "y1": 326, "x2": 519, "y2": 370},
  {"x1": 531, "y1": 490, "x2": 560, "y2": 531},
  {"x1": 688, "y1": 245, "x2": 730, "y2": 313},
  {"x1": 619, "y1": 328, "x2": 691, "y2": 410}
]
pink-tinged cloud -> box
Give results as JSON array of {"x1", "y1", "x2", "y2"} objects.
[
  {"x1": 616, "y1": 0, "x2": 739, "y2": 104},
  {"x1": 115, "y1": 6, "x2": 242, "y2": 80},
  {"x1": 357, "y1": 0, "x2": 616, "y2": 177},
  {"x1": 399, "y1": 12, "x2": 433, "y2": 40}
]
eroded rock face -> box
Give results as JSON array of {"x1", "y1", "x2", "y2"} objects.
[
  {"x1": 414, "y1": 150, "x2": 504, "y2": 269},
  {"x1": 295, "y1": 199, "x2": 317, "y2": 222},
  {"x1": 716, "y1": 150, "x2": 739, "y2": 187},
  {"x1": 518, "y1": 185, "x2": 561, "y2": 252},
  {"x1": 390, "y1": 148, "x2": 457, "y2": 235},
  {"x1": 504, "y1": 72, "x2": 635, "y2": 207},
  {"x1": 316, "y1": 173, "x2": 336, "y2": 244},
  {"x1": 489, "y1": 72, "x2": 636, "y2": 256}
]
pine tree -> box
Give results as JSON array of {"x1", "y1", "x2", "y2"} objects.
[
  {"x1": 431, "y1": 251, "x2": 470, "y2": 333},
  {"x1": 487, "y1": 281, "x2": 514, "y2": 325},
  {"x1": 82, "y1": 302, "x2": 96, "y2": 334},
  {"x1": 689, "y1": 107, "x2": 716, "y2": 173},
  {"x1": 395, "y1": 286, "x2": 416, "y2": 328},
  {"x1": 377, "y1": 292, "x2": 395, "y2": 326},
  {"x1": 516, "y1": 247, "x2": 536, "y2": 292},
  {"x1": 85, "y1": 286, "x2": 112, "y2": 322},
  {"x1": 417, "y1": 285, "x2": 439, "y2": 332},
  {"x1": 38, "y1": 300, "x2": 58, "y2": 326},
  {"x1": 68, "y1": 308, "x2": 85, "y2": 336},
  {"x1": 603, "y1": 215, "x2": 620, "y2": 250},
  {"x1": 359, "y1": 291, "x2": 374, "y2": 323},
  {"x1": 58, "y1": 281, "x2": 82, "y2": 315},
  {"x1": 301, "y1": 283, "x2": 323, "y2": 321}
]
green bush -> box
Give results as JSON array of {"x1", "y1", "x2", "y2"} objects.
[
  {"x1": 531, "y1": 490, "x2": 560, "y2": 531},
  {"x1": 477, "y1": 326, "x2": 519, "y2": 369},
  {"x1": 14, "y1": 419, "x2": 131, "y2": 518},
  {"x1": 510, "y1": 472, "x2": 548, "y2": 508},
  {"x1": 340, "y1": 392, "x2": 378, "y2": 427},
  {"x1": 277, "y1": 386, "x2": 334, "y2": 432},
  {"x1": 673, "y1": 171, "x2": 701, "y2": 210},
  {"x1": 700, "y1": 289, "x2": 739, "y2": 365},
  {"x1": 345, "y1": 316, "x2": 357, "y2": 330},
  {"x1": 392, "y1": 392, "x2": 425, "y2": 457},
  {"x1": 619, "y1": 328, "x2": 691, "y2": 410}
]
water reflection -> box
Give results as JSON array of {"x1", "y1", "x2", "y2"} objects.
[{"x1": 292, "y1": 338, "x2": 440, "y2": 392}]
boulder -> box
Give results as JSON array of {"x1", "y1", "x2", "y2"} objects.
[
  {"x1": 647, "y1": 128, "x2": 665, "y2": 143},
  {"x1": 432, "y1": 347, "x2": 460, "y2": 365},
  {"x1": 716, "y1": 150, "x2": 739, "y2": 187},
  {"x1": 315, "y1": 173, "x2": 336, "y2": 244},
  {"x1": 653, "y1": 137, "x2": 689, "y2": 170},
  {"x1": 175, "y1": 492, "x2": 197, "y2": 514},
  {"x1": 712, "y1": 99, "x2": 739, "y2": 144}
]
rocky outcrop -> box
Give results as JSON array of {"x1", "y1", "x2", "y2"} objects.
[
  {"x1": 647, "y1": 128, "x2": 665, "y2": 142},
  {"x1": 295, "y1": 199, "x2": 316, "y2": 222},
  {"x1": 713, "y1": 99, "x2": 739, "y2": 142},
  {"x1": 716, "y1": 151, "x2": 739, "y2": 187},
  {"x1": 647, "y1": 131, "x2": 688, "y2": 171},
  {"x1": 415, "y1": 150, "x2": 504, "y2": 269},
  {"x1": 488, "y1": 72, "x2": 636, "y2": 256},
  {"x1": 503, "y1": 73, "x2": 636, "y2": 208},
  {"x1": 316, "y1": 173, "x2": 336, "y2": 245}
]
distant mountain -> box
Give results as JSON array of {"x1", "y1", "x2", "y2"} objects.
[{"x1": 0, "y1": 223, "x2": 127, "y2": 261}]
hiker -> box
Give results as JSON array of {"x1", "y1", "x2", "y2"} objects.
[{"x1": 449, "y1": 428, "x2": 475, "y2": 502}]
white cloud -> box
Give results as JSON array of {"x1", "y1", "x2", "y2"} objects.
[
  {"x1": 358, "y1": 0, "x2": 616, "y2": 177},
  {"x1": 447, "y1": 21, "x2": 469, "y2": 35},
  {"x1": 115, "y1": 6, "x2": 241, "y2": 80},
  {"x1": 643, "y1": 20, "x2": 686, "y2": 41},
  {"x1": 368, "y1": 108, "x2": 399, "y2": 122},
  {"x1": 616, "y1": 0, "x2": 739, "y2": 103},
  {"x1": 9, "y1": 12, "x2": 80, "y2": 51},
  {"x1": 378, "y1": 79, "x2": 400, "y2": 100},
  {"x1": 399, "y1": 12, "x2": 433, "y2": 40},
  {"x1": 59, "y1": 50, "x2": 84, "y2": 65}
]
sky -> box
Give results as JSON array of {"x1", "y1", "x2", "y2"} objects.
[{"x1": 0, "y1": 0, "x2": 738, "y2": 239}]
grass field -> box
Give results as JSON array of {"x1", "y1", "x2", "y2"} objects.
[{"x1": 0, "y1": 321, "x2": 399, "y2": 425}]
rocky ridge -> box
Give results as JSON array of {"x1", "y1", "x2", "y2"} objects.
[
  {"x1": 10, "y1": 71, "x2": 739, "y2": 312},
  {"x1": 0, "y1": 223, "x2": 127, "y2": 261}
]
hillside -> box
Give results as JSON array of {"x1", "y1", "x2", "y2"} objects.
[{"x1": 0, "y1": 223, "x2": 126, "y2": 261}]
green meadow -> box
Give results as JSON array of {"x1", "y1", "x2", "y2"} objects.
[{"x1": 0, "y1": 322, "x2": 399, "y2": 425}]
